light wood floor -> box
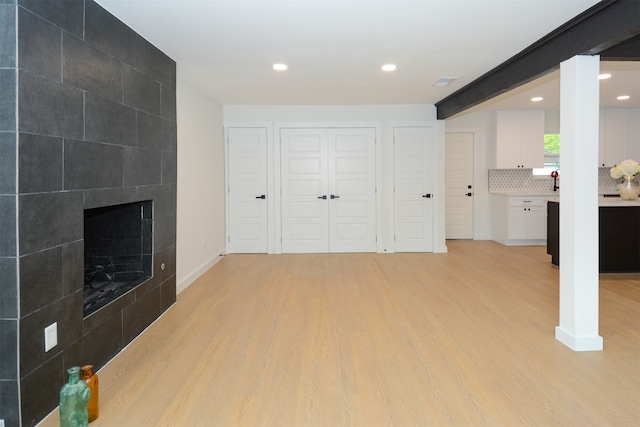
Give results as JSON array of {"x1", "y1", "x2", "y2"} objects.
[{"x1": 41, "y1": 241, "x2": 639, "y2": 426}]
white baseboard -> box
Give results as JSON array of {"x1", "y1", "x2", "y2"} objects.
[
  {"x1": 177, "y1": 252, "x2": 224, "y2": 294},
  {"x1": 555, "y1": 326, "x2": 603, "y2": 351}
]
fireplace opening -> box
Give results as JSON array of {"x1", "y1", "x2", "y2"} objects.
[{"x1": 83, "y1": 200, "x2": 153, "y2": 317}]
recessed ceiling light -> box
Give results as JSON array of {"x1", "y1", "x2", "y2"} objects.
[
  {"x1": 531, "y1": 96, "x2": 543, "y2": 102},
  {"x1": 598, "y1": 73, "x2": 612, "y2": 80},
  {"x1": 617, "y1": 95, "x2": 630, "y2": 100},
  {"x1": 433, "y1": 77, "x2": 458, "y2": 87},
  {"x1": 273, "y1": 63, "x2": 288, "y2": 71},
  {"x1": 381, "y1": 64, "x2": 397, "y2": 72}
]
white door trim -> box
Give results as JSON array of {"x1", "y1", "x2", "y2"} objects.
[
  {"x1": 445, "y1": 127, "x2": 483, "y2": 240},
  {"x1": 224, "y1": 122, "x2": 275, "y2": 253},
  {"x1": 389, "y1": 121, "x2": 446, "y2": 253},
  {"x1": 274, "y1": 121, "x2": 382, "y2": 253},
  {"x1": 445, "y1": 131, "x2": 475, "y2": 239}
]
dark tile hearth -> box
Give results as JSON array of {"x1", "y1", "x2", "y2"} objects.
[{"x1": 0, "y1": 1, "x2": 177, "y2": 426}]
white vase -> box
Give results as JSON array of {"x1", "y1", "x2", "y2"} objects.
[{"x1": 618, "y1": 175, "x2": 640, "y2": 200}]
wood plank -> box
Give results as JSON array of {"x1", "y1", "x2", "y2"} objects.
[{"x1": 40, "y1": 242, "x2": 640, "y2": 426}]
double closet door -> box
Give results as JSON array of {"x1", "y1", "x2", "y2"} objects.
[{"x1": 281, "y1": 128, "x2": 376, "y2": 253}]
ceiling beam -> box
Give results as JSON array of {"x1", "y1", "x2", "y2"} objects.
[
  {"x1": 600, "y1": 34, "x2": 640, "y2": 60},
  {"x1": 435, "y1": 0, "x2": 640, "y2": 120}
]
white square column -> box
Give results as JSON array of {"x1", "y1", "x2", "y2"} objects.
[{"x1": 555, "y1": 55, "x2": 603, "y2": 351}]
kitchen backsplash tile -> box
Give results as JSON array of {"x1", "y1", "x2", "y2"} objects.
[{"x1": 488, "y1": 168, "x2": 622, "y2": 194}]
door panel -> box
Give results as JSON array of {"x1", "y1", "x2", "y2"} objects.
[
  {"x1": 281, "y1": 130, "x2": 329, "y2": 253},
  {"x1": 394, "y1": 127, "x2": 434, "y2": 252},
  {"x1": 227, "y1": 128, "x2": 268, "y2": 253},
  {"x1": 328, "y1": 129, "x2": 376, "y2": 253},
  {"x1": 445, "y1": 132, "x2": 474, "y2": 239}
]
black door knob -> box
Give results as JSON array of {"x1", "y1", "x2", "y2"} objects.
[
  {"x1": 422, "y1": 194, "x2": 431, "y2": 198},
  {"x1": 466, "y1": 193, "x2": 472, "y2": 197},
  {"x1": 255, "y1": 195, "x2": 266, "y2": 199}
]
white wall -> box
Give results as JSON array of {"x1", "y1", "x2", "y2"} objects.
[
  {"x1": 223, "y1": 104, "x2": 437, "y2": 122},
  {"x1": 224, "y1": 104, "x2": 447, "y2": 253},
  {"x1": 176, "y1": 72, "x2": 226, "y2": 293},
  {"x1": 444, "y1": 111, "x2": 492, "y2": 240}
]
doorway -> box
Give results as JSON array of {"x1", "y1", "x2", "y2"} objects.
[
  {"x1": 393, "y1": 126, "x2": 435, "y2": 252},
  {"x1": 226, "y1": 127, "x2": 269, "y2": 253},
  {"x1": 445, "y1": 132, "x2": 474, "y2": 239}
]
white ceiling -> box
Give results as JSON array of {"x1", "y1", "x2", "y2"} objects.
[{"x1": 95, "y1": 0, "x2": 638, "y2": 113}]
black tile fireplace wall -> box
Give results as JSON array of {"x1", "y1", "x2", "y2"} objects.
[{"x1": 0, "y1": 1, "x2": 177, "y2": 425}]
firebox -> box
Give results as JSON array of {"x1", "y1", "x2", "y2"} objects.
[{"x1": 83, "y1": 200, "x2": 153, "y2": 317}]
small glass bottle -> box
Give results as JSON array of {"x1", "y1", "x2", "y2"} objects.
[
  {"x1": 60, "y1": 366, "x2": 91, "y2": 427},
  {"x1": 81, "y1": 365, "x2": 99, "y2": 422}
]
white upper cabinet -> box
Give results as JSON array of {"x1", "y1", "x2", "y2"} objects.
[
  {"x1": 493, "y1": 110, "x2": 544, "y2": 169},
  {"x1": 599, "y1": 108, "x2": 640, "y2": 167}
]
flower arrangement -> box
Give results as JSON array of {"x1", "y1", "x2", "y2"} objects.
[
  {"x1": 610, "y1": 159, "x2": 640, "y2": 179},
  {"x1": 611, "y1": 159, "x2": 640, "y2": 200}
]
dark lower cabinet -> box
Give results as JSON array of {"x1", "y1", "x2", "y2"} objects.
[
  {"x1": 547, "y1": 201, "x2": 559, "y2": 265},
  {"x1": 547, "y1": 201, "x2": 640, "y2": 273}
]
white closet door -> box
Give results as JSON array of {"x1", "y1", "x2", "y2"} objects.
[
  {"x1": 281, "y1": 129, "x2": 329, "y2": 253},
  {"x1": 281, "y1": 128, "x2": 376, "y2": 253},
  {"x1": 394, "y1": 127, "x2": 434, "y2": 252},
  {"x1": 328, "y1": 129, "x2": 376, "y2": 252},
  {"x1": 227, "y1": 128, "x2": 268, "y2": 253}
]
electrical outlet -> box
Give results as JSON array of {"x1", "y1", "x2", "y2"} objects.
[{"x1": 44, "y1": 322, "x2": 58, "y2": 352}]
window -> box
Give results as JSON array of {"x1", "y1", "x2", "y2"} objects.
[{"x1": 533, "y1": 134, "x2": 560, "y2": 176}]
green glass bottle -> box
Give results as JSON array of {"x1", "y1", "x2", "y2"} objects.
[{"x1": 59, "y1": 366, "x2": 91, "y2": 427}]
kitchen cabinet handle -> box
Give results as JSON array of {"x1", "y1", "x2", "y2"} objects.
[
  {"x1": 422, "y1": 194, "x2": 432, "y2": 198},
  {"x1": 318, "y1": 195, "x2": 327, "y2": 200},
  {"x1": 255, "y1": 195, "x2": 266, "y2": 199},
  {"x1": 466, "y1": 193, "x2": 473, "y2": 197},
  {"x1": 330, "y1": 195, "x2": 340, "y2": 199}
]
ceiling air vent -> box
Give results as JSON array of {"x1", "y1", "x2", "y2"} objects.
[{"x1": 433, "y1": 77, "x2": 458, "y2": 87}]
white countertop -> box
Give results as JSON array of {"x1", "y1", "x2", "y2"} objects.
[
  {"x1": 489, "y1": 191, "x2": 560, "y2": 197},
  {"x1": 490, "y1": 192, "x2": 640, "y2": 206},
  {"x1": 546, "y1": 196, "x2": 640, "y2": 207},
  {"x1": 598, "y1": 198, "x2": 640, "y2": 207},
  {"x1": 489, "y1": 191, "x2": 559, "y2": 197}
]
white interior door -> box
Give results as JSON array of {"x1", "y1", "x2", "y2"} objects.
[
  {"x1": 281, "y1": 128, "x2": 376, "y2": 253},
  {"x1": 281, "y1": 129, "x2": 329, "y2": 253},
  {"x1": 328, "y1": 129, "x2": 376, "y2": 252},
  {"x1": 227, "y1": 127, "x2": 268, "y2": 253},
  {"x1": 445, "y1": 132, "x2": 474, "y2": 239},
  {"x1": 394, "y1": 127, "x2": 434, "y2": 252}
]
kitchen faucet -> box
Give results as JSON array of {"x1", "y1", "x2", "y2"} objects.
[{"x1": 551, "y1": 170, "x2": 560, "y2": 192}]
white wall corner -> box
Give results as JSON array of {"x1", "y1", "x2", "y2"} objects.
[
  {"x1": 435, "y1": 120, "x2": 448, "y2": 252},
  {"x1": 177, "y1": 252, "x2": 225, "y2": 294}
]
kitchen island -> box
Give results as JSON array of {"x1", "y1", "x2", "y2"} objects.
[{"x1": 547, "y1": 198, "x2": 640, "y2": 273}]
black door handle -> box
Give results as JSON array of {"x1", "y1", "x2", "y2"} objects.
[
  {"x1": 330, "y1": 195, "x2": 340, "y2": 199},
  {"x1": 255, "y1": 195, "x2": 266, "y2": 199},
  {"x1": 422, "y1": 194, "x2": 431, "y2": 198},
  {"x1": 466, "y1": 193, "x2": 473, "y2": 197},
  {"x1": 318, "y1": 195, "x2": 327, "y2": 199}
]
